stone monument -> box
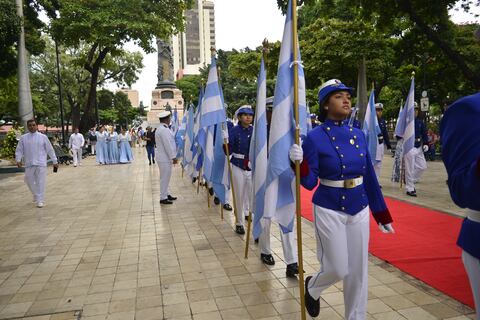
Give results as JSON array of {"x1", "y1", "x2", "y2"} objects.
[{"x1": 148, "y1": 38, "x2": 184, "y2": 124}]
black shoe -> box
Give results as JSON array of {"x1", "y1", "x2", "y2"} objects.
[
  {"x1": 223, "y1": 204, "x2": 232, "y2": 211},
  {"x1": 304, "y1": 276, "x2": 320, "y2": 317},
  {"x1": 286, "y1": 263, "x2": 299, "y2": 278},
  {"x1": 149, "y1": 161, "x2": 151, "y2": 165},
  {"x1": 254, "y1": 238, "x2": 259, "y2": 244},
  {"x1": 406, "y1": 191, "x2": 417, "y2": 197},
  {"x1": 192, "y1": 177, "x2": 197, "y2": 184},
  {"x1": 209, "y1": 187, "x2": 214, "y2": 196},
  {"x1": 235, "y1": 225, "x2": 245, "y2": 235},
  {"x1": 152, "y1": 159, "x2": 155, "y2": 164},
  {"x1": 160, "y1": 199, "x2": 173, "y2": 204},
  {"x1": 167, "y1": 195, "x2": 177, "y2": 201},
  {"x1": 260, "y1": 253, "x2": 275, "y2": 265},
  {"x1": 214, "y1": 197, "x2": 220, "y2": 205},
  {"x1": 245, "y1": 215, "x2": 250, "y2": 222}
]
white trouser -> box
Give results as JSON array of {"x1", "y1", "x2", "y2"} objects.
[
  {"x1": 91, "y1": 144, "x2": 95, "y2": 154},
  {"x1": 308, "y1": 205, "x2": 370, "y2": 320},
  {"x1": 25, "y1": 166, "x2": 47, "y2": 203},
  {"x1": 463, "y1": 251, "x2": 480, "y2": 320},
  {"x1": 259, "y1": 219, "x2": 298, "y2": 265},
  {"x1": 157, "y1": 162, "x2": 172, "y2": 201},
  {"x1": 404, "y1": 147, "x2": 427, "y2": 192},
  {"x1": 232, "y1": 165, "x2": 252, "y2": 226},
  {"x1": 72, "y1": 148, "x2": 82, "y2": 166},
  {"x1": 373, "y1": 143, "x2": 384, "y2": 180}
]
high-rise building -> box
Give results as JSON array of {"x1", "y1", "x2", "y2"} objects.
[
  {"x1": 172, "y1": 0, "x2": 216, "y2": 78},
  {"x1": 118, "y1": 88, "x2": 140, "y2": 108}
]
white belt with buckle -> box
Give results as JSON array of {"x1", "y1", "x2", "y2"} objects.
[
  {"x1": 320, "y1": 176, "x2": 363, "y2": 189},
  {"x1": 232, "y1": 153, "x2": 245, "y2": 159},
  {"x1": 466, "y1": 209, "x2": 480, "y2": 223}
]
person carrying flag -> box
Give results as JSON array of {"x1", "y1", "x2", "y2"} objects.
[
  {"x1": 374, "y1": 103, "x2": 392, "y2": 180},
  {"x1": 227, "y1": 105, "x2": 254, "y2": 235},
  {"x1": 257, "y1": 97, "x2": 299, "y2": 277},
  {"x1": 404, "y1": 103, "x2": 428, "y2": 197},
  {"x1": 289, "y1": 79, "x2": 394, "y2": 318}
]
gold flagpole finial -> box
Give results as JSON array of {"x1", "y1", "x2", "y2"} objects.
[
  {"x1": 411, "y1": 71, "x2": 415, "y2": 79},
  {"x1": 210, "y1": 46, "x2": 216, "y2": 57}
]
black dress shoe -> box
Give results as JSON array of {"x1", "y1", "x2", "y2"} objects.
[
  {"x1": 286, "y1": 263, "x2": 299, "y2": 278},
  {"x1": 160, "y1": 199, "x2": 173, "y2": 204},
  {"x1": 235, "y1": 225, "x2": 245, "y2": 235},
  {"x1": 214, "y1": 197, "x2": 220, "y2": 205},
  {"x1": 254, "y1": 238, "x2": 259, "y2": 244},
  {"x1": 260, "y1": 253, "x2": 275, "y2": 265},
  {"x1": 152, "y1": 159, "x2": 155, "y2": 164},
  {"x1": 192, "y1": 177, "x2": 197, "y2": 184},
  {"x1": 223, "y1": 204, "x2": 232, "y2": 211},
  {"x1": 149, "y1": 161, "x2": 151, "y2": 165},
  {"x1": 209, "y1": 187, "x2": 214, "y2": 196},
  {"x1": 304, "y1": 276, "x2": 320, "y2": 317},
  {"x1": 167, "y1": 195, "x2": 177, "y2": 201},
  {"x1": 406, "y1": 191, "x2": 417, "y2": 197}
]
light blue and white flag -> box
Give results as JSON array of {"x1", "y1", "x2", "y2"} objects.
[
  {"x1": 200, "y1": 57, "x2": 226, "y2": 128},
  {"x1": 251, "y1": 58, "x2": 268, "y2": 240},
  {"x1": 182, "y1": 104, "x2": 195, "y2": 168},
  {"x1": 175, "y1": 110, "x2": 187, "y2": 158},
  {"x1": 171, "y1": 109, "x2": 179, "y2": 136},
  {"x1": 264, "y1": 0, "x2": 307, "y2": 233},
  {"x1": 192, "y1": 89, "x2": 204, "y2": 175},
  {"x1": 198, "y1": 57, "x2": 225, "y2": 183},
  {"x1": 362, "y1": 89, "x2": 381, "y2": 164},
  {"x1": 306, "y1": 104, "x2": 313, "y2": 133},
  {"x1": 211, "y1": 123, "x2": 230, "y2": 204},
  {"x1": 395, "y1": 77, "x2": 415, "y2": 156}
]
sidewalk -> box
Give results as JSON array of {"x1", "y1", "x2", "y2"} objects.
[{"x1": 0, "y1": 149, "x2": 475, "y2": 320}]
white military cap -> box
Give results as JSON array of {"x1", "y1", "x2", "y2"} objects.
[{"x1": 157, "y1": 111, "x2": 171, "y2": 119}]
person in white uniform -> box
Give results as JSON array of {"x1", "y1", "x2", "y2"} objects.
[
  {"x1": 155, "y1": 111, "x2": 178, "y2": 204},
  {"x1": 15, "y1": 119, "x2": 58, "y2": 208},
  {"x1": 69, "y1": 128, "x2": 85, "y2": 167}
]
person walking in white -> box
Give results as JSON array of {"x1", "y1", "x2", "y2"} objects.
[
  {"x1": 15, "y1": 119, "x2": 58, "y2": 208},
  {"x1": 69, "y1": 128, "x2": 85, "y2": 167},
  {"x1": 155, "y1": 111, "x2": 178, "y2": 204}
]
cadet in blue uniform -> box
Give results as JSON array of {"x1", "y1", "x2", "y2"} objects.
[
  {"x1": 374, "y1": 103, "x2": 392, "y2": 180},
  {"x1": 441, "y1": 93, "x2": 480, "y2": 320},
  {"x1": 228, "y1": 106, "x2": 254, "y2": 234},
  {"x1": 289, "y1": 79, "x2": 394, "y2": 318},
  {"x1": 405, "y1": 104, "x2": 428, "y2": 197}
]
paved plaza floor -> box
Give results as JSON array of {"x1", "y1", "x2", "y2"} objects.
[{"x1": 0, "y1": 148, "x2": 475, "y2": 320}]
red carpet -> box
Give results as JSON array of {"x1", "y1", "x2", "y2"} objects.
[{"x1": 300, "y1": 187, "x2": 474, "y2": 308}]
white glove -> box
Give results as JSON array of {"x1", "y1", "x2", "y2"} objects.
[
  {"x1": 378, "y1": 223, "x2": 395, "y2": 234},
  {"x1": 423, "y1": 145, "x2": 429, "y2": 152},
  {"x1": 289, "y1": 144, "x2": 303, "y2": 163}
]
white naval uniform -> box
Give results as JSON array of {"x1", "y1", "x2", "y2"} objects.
[
  {"x1": 259, "y1": 219, "x2": 297, "y2": 265},
  {"x1": 69, "y1": 133, "x2": 85, "y2": 166},
  {"x1": 373, "y1": 142, "x2": 384, "y2": 180},
  {"x1": 155, "y1": 123, "x2": 176, "y2": 201},
  {"x1": 15, "y1": 131, "x2": 58, "y2": 203},
  {"x1": 404, "y1": 146, "x2": 427, "y2": 192},
  {"x1": 231, "y1": 164, "x2": 252, "y2": 226}
]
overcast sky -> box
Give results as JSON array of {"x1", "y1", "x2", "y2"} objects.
[{"x1": 115, "y1": 1, "x2": 479, "y2": 105}]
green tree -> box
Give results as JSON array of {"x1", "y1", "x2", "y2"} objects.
[
  {"x1": 176, "y1": 75, "x2": 202, "y2": 106},
  {"x1": 46, "y1": 0, "x2": 192, "y2": 131}
]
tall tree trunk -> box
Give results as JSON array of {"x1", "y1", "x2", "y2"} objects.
[
  {"x1": 403, "y1": 0, "x2": 480, "y2": 89},
  {"x1": 79, "y1": 46, "x2": 109, "y2": 132}
]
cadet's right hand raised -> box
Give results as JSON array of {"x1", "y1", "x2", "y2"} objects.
[{"x1": 289, "y1": 144, "x2": 303, "y2": 163}]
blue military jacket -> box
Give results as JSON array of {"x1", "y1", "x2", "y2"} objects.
[
  {"x1": 378, "y1": 118, "x2": 391, "y2": 149},
  {"x1": 414, "y1": 118, "x2": 428, "y2": 148},
  {"x1": 441, "y1": 93, "x2": 480, "y2": 259},
  {"x1": 228, "y1": 124, "x2": 253, "y2": 170},
  {"x1": 300, "y1": 119, "x2": 392, "y2": 225}
]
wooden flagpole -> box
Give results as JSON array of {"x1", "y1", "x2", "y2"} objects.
[{"x1": 291, "y1": 1, "x2": 307, "y2": 319}]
